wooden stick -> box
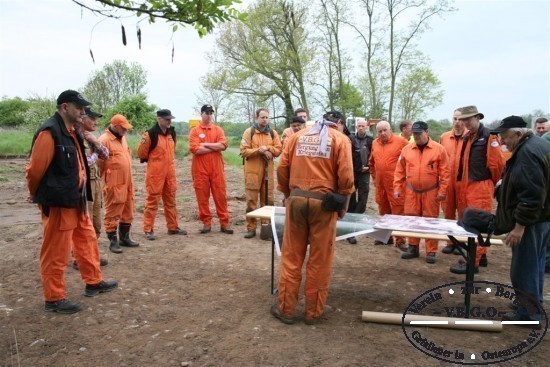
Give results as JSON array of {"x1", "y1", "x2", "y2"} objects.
[{"x1": 362, "y1": 311, "x2": 502, "y2": 332}]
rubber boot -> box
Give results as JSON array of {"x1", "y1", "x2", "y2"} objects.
[
  {"x1": 107, "y1": 231, "x2": 122, "y2": 254},
  {"x1": 119, "y1": 223, "x2": 140, "y2": 247}
]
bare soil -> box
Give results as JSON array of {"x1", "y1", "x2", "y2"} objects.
[{"x1": 0, "y1": 157, "x2": 548, "y2": 367}]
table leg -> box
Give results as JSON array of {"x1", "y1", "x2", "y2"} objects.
[
  {"x1": 464, "y1": 237, "x2": 477, "y2": 319},
  {"x1": 271, "y1": 237, "x2": 276, "y2": 295}
]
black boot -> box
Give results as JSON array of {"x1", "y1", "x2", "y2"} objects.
[
  {"x1": 119, "y1": 223, "x2": 140, "y2": 247},
  {"x1": 107, "y1": 231, "x2": 122, "y2": 254}
]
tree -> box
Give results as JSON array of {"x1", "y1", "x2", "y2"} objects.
[
  {"x1": 213, "y1": 0, "x2": 313, "y2": 125},
  {"x1": 71, "y1": 0, "x2": 245, "y2": 37},
  {"x1": 0, "y1": 97, "x2": 30, "y2": 127},
  {"x1": 23, "y1": 94, "x2": 58, "y2": 131},
  {"x1": 195, "y1": 68, "x2": 233, "y2": 123},
  {"x1": 395, "y1": 64, "x2": 443, "y2": 121},
  {"x1": 83, "y1": 60, "x2": 148, "y2": 113},
  {"x1": 103, "y1": 94, "x2": 157, "y2": 131},
  {"x1": 383, "y1": 0, "x2": 453, "y2": 124}
]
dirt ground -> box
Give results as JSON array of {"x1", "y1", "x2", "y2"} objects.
[{"x1": 0, "y1": 157, "x2": 549, "y2": 367}]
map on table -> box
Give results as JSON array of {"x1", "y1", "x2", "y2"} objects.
[{"x1": 374, "y1": 214, "x2": 476, "y2": 237}]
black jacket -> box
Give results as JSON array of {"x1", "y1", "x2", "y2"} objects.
[
  {"x1": 495, "y1": 131, "x2": 550, "y2": 232},
  {"x1": 351, "y1": 133, "x2": 373, "y2": 175},
  {"x1": 31, "y1": 113, "x2": 92, "y2": 209}
]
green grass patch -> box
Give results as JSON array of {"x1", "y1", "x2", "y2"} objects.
[
  {"x1": 223, "y1": 151, "x2": 244, "y2": 166},
  {"x1": 0, "y1": 176, "x2": 10, "y2": 182},
  {"x1": 0, "y1": 130, "x2": 34, "y2": 155},
  {"x1": 176, "y1": 195, "x2": 195, "y2": 203}
]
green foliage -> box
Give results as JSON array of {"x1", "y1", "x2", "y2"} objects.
[
  {"x1": 330, "y1": 82, "x2": 365, "y2": 117},
  {"x1": 222, "y1": 150, "x2": 243, "y2": 166},
  {"x1": 83, "y1": 60, "x2": 148, "y2": 113},
  {"x1": 396, "y1": 65, "x2": 444, "y2": 121},
  {"x1": 218, "y1": 121, "x2": 249, "y2": 137},
  {"x1": 87, "y1": 0, "x2": 245, "y2": 37},
  {"x1": 426, "y1": 119, "x2": 452, "y2": 140},
  {"x1": 0, "y1": 130, "x2": 34, "y2": 156},
  {"x1": 0, "y1": 97, "x2": 30, "y2": 127},
  {"x1": 103, "y1": 94, "x2": 157, "y2": 131},
  {"x1": 23, "y1": 95, "x2": 58, "y2": 131}
]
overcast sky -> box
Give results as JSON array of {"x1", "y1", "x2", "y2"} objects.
[{"x1": 0, "y1": 0, "x2": 548, "y2": 124}]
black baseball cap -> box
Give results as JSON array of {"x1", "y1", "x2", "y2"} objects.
[
  {"x1": 84, "y1": 107, "x2": 103, "y2": 119},
  {"x1": 411, "y1": 121, "x2": 429, "y2": 132},
  {"x1": 201, "y1": 104, "x2": 214, "y2": 113},
  {"x1": 157, "y1": 109, "x2": 175, "y2": 119},
  {"x1": 490, "y1": 115, "x2": 527, "y2": 134},
  {"x1": 56, "y1": 90, "x2": 91, "y2": 106},
  {"x1": 291, "y1": 116, "x2": 306, "y2": 124}
]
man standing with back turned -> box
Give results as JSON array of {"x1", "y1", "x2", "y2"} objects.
[
  {"x1": 26, "y1": 90, "x2": 118, "y2": 314},
  {"x1": 272, "y1": 111, "x2": 354, "y2": 325}
]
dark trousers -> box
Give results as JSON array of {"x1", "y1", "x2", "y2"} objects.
[
  {"x1": 510, "y1": 221, "x2": 550, "y2": 320},
  {"x1": 348, "y1": 173, "x2": 370, "y2": 214}
]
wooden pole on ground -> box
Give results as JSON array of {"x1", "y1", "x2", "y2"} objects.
[{"x1": 362, "y1": 311, "x2": 502, "y2": 332}]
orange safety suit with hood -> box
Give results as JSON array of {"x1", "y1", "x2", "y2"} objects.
[
  {"x1": 137, "y1": 123, "x2": 180, "y2": 233},
  {"x1": 240, "y1": 125, "x2": 282, "y2": 231},
  {"x1": 26, "y1": 112, "x2": 103, "y2": 302},
  {"x1": 369, "y1": 134, "x2": 409, "y2": 244},
  {"x1": 439, "y1": 130, "x2": 467, "y2": 220},
  {"x1": 189, "y1": 123, "x2": 230, "y2": 229},
  {"x1": 457, "y1": 124, "x2": 505, "y2": 265},
  {"x1": 98, "y1": 120, "x2": 135, "y2": 233},
  {"x1": 394, "y1": 138, "x2": 450, "y2": 255},
  {"x1": 276, "y1": 121, "x2": 355, "y2": 322}
]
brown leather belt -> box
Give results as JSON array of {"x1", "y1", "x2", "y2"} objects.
[
  {"x1": 406, "y1": 182, "x2": 439, "y2": 194},
  {"x1": 290, "y1": 189, "x2": 326, "y2": 200}
]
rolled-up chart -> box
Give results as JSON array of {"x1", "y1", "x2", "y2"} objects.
[{"x1": 362, "y1": 311, "x2": 502, "y2": 332}]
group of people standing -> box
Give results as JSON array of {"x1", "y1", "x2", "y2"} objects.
[
  {"x1": 25, "y1": 89, "x2": 550, "y2": 327},
  {"x1": 271, "y1": 106, "x2": 550, "y2": 327},
  {"x1": 25, "y1": 90, "x2": 233, "y2": 313}
]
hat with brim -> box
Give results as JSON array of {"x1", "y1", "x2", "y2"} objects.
[
  {"x1": 110, "y1": 114, "x2": 133, "y2": 130},
  {"x1": 490, "y1": 115, "x2": 527, "y2": 134},
  {"x1": 84, "y1": 107, "x2": 103, "y2": 119},
  {"x1": 56, "y1": 89, "x2": 91, "y2": 107},
  {"x1": 411, "y1": 121, "x2": 429, "y2": 133},
  {"x1": 291, "y1": 116, "x2": 306, "y2": 124},
  {"x1": 456, "y1": 105, "x2": 484, "y2": 120},
  {"x1": 157, "y1": 109, "x2": 175, "y2": 119}
]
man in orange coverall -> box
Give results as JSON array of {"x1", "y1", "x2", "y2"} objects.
[
  {"x1": 368, "y1": 120, "x2": 409, "y2": 249},
  {"x1": 138, "y1": 109, "x2": 187, "y2": 240},
  {"x1": 394, "y1": 121, "x2": 450, "y2": 264},
  {"x1": 26, "y1": 90, "x2": 118, "y2": 314},
  {"x1": 271, "y1": 111, "x2": 355, "y2": 325},
  {"x1": 450, "y1": 105, "x2": 505, "y2": 274},
  {"x1": 189, "y1": 104, "x2": 233, "y2": 234},
  {"x1": 240, "y1": 108, "x2": 282, "y2": 239},
  {"x1": 98, "y1": 114, "x2": 139, "y2": 253},
  {"x1": 281, "y1": 108, "x2": 308, "y2": 147},
  {"x1": 439, "y1": 108, "x2": 467, "y2": 255}
]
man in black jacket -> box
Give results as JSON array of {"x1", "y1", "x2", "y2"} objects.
[
  {"x1": 26, "y1": 90, "x2": 118, "y2": 314},
  {"x1": 492, "y1": 116, "x2": 550, "y2": 325}
]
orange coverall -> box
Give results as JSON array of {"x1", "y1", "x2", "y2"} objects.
[
  {"x1": 457, "y1": 130, "x2": 504, "y2": 265},
  {"x1": 137, "y1": 129, "x2": 179, "y2": 232},
  {"x1": 394, "y1": 139, "x2": 450, "y2": 255},
  {"x1": 98, "y1": 128, "x2": 135, "y2": 232},
  {"x1": 26, "y1": 130, "x2": 102, "y2": 302},
  {"x1": 188, "y1": 124, "x2": 229, "y2": 228},
  {"x1": 439, "y1": 130, "x2": 466, "y2": 220},
  {"x1": 281, "y1": 127, "x2": 294, "y2": 147},
  {"x1": 369, "y1": 134, "x2": 409, "y2": 243},
  {"x1": 240, "y1": 127, "x2": 282, "y2": 231},
  {"x1": 276, "y1": 127, "x2": 355, "y2": 321}
]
